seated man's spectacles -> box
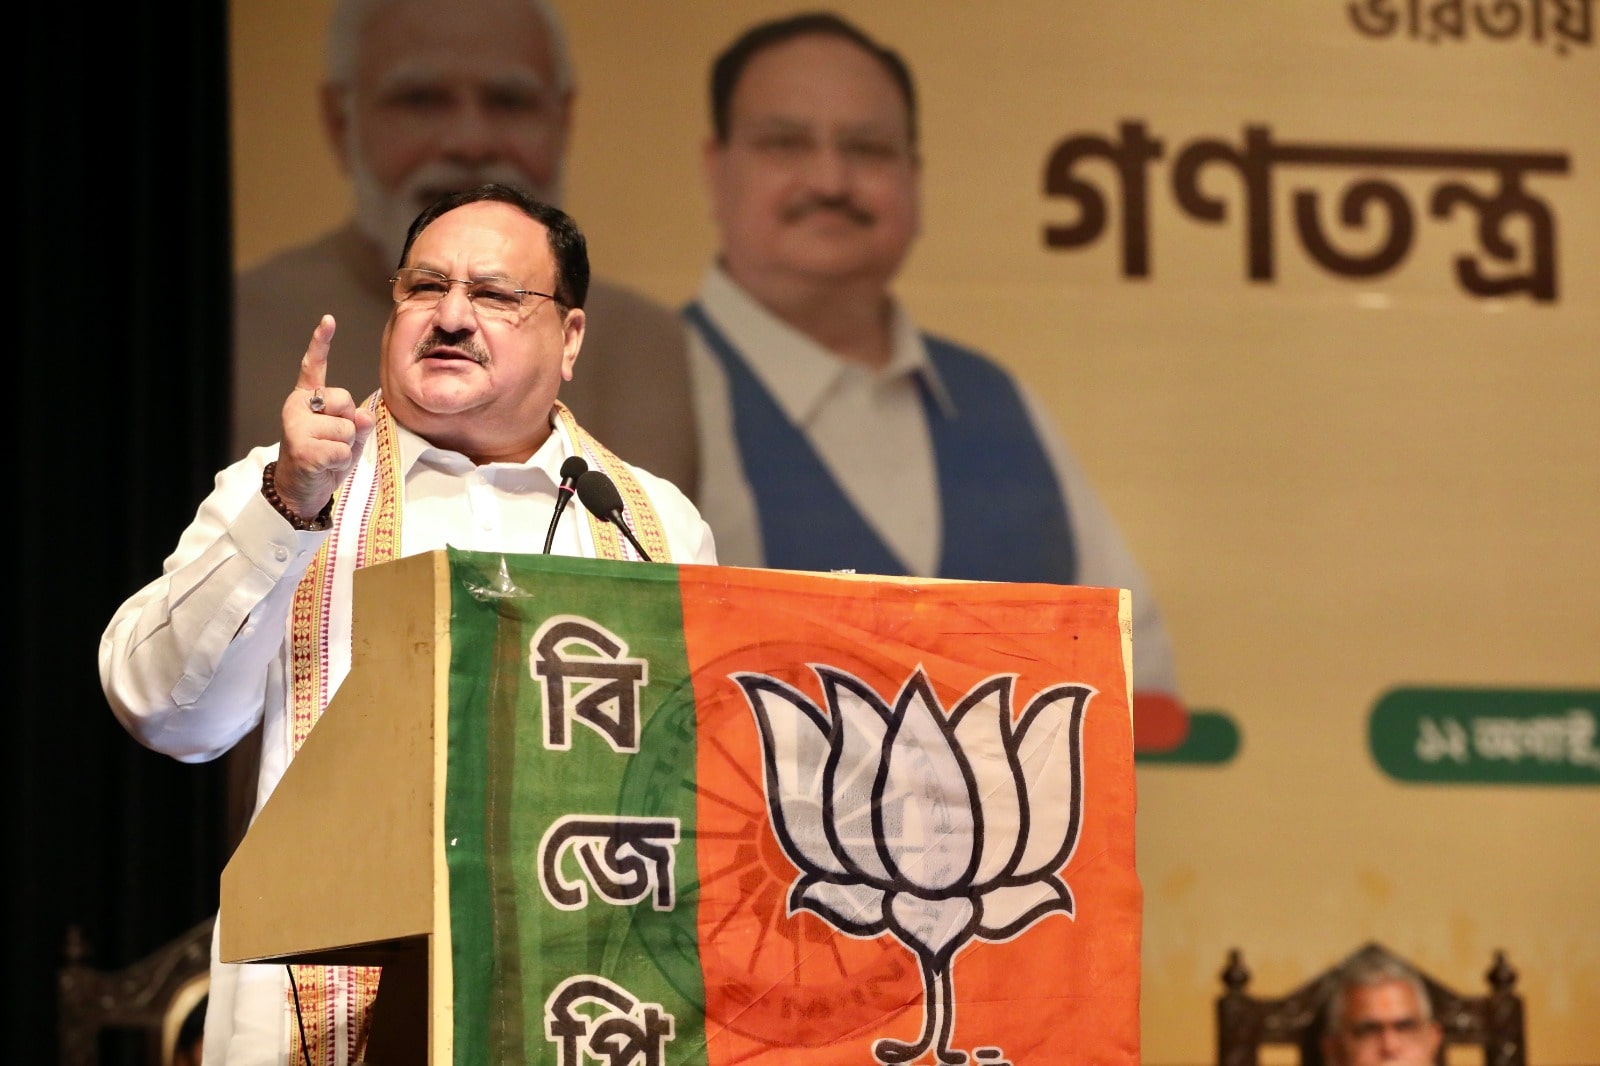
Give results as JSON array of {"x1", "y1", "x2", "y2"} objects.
[
  {"x1": 389, "y1": 267, "x2": 560, "y2": 321},
  {"x1": 1347, "y1": 1016, "x2": 1427, "y2": 1041}
]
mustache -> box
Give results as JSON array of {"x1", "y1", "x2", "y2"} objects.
[
  {"x1": 780, "y1": 195, "x2": 875, "y2": 226},
  {"x1": 413, "y1": 327, "x2": 490, "y2": 366}
]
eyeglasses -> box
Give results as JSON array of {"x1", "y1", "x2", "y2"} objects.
[
  {"x1": 731, "y1": 120, "x2": 915, "y2": 168},
  {"x1": 389, "y1": 267, "x2": 561, "y2": 321},
  {"x1": 1346, "y1": 1016, "x2": 1428, "y2": 1041}
]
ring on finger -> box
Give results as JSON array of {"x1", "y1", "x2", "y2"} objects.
[{"x1": 308, "y1": 387, "x2": 326, "y2": 414}]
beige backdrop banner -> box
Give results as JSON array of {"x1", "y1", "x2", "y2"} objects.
[{"x1": 232, "y1": 1, "x2": 1599, "y2": 1061}]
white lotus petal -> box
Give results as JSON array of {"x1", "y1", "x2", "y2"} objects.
[
  {"x1": 975, "y1": 880, "x2": 1074, "y2": 942},
  {"x1": 1012, "y1": 685, "x2": 1092, "y2": 876},
  {"x1": 740, "y1": 675, "x2": 847, "y2": 875},
  {"x1": 792, "y1": 877, "x2": 889, "y2": 937},
  {"x1": 823, "y1": 674, "x2": 894, "y2": 880},
  {"x1": 951, "y1": 678, "x2": 1025, "y2": 885},
  {"x1": 879, "y1": 679, "x2": 977, "y2": 892},
  {"x1": 887, "y1": 891, "x2": 976, "y2": 962}
]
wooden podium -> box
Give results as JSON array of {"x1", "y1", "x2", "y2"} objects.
[{"x1": 220, "y1": 550, "x2": 457, "y2": 1065}]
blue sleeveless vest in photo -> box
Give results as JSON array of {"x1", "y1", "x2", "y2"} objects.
[{"x1": 685, "y1": 302, "x2": 1077, "y2": 585}]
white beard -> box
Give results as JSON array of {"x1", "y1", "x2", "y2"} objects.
[{"x1": 346, "y1": 119, "x2": 566, "y2": 268}]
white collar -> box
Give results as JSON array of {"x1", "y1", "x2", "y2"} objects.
[
  {"x1": 697, "y1": 265, "x2": 958, "y2": 425},
  {"x1": 392, "y1": 407, "x2": 568, "y2": 481}
]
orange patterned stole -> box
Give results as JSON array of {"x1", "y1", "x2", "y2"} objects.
[
  {"x1": 552, "y1": 399, "x2": 672, "y2": 564},
  {"x1": 284, "y1": 393, "x2": 400, "y2": 1066}
]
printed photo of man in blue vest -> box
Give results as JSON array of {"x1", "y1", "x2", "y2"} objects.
[{"x1": 685, "y1": 11, "x2": 1185, "y2": 744}]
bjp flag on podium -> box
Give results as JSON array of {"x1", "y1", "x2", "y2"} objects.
[{"x1": 441, "y1": 549, "x2": 1141, "y2": 1065}]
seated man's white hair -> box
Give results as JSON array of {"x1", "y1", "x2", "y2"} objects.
[{"x1": 1323, "y1": 952, "x2": 1435, "y2": 1037}]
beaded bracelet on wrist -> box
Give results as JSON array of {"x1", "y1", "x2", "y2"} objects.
[{"x1": 260, "y1": 460, "x2": 333, "y2": 531}]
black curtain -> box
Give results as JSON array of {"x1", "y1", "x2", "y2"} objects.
[{"x1": 12, "y1": 1, "x2": 233, "y2": 1060}]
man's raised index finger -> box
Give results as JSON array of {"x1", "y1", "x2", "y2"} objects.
[{"x1": 296, "y1": 314, "x2": 337, "y2": 392}]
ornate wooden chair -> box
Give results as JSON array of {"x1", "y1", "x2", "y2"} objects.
[
  {"x1": 1215, "y1": 941, "x2": 1525, "y2": 1066},
  {"x1": 58, "y1": 916, "x2": 214, "y2": 1066}
]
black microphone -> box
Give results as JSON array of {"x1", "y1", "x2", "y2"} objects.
[
  {"x1": 575, "y1": 469, "x2": 653, "y2": 562},
  {"x1": 542, "y1": 455, "x2": 589, "y2": 553}
]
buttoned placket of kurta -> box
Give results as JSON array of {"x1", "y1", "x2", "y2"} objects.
[{"x1": 465, "y1": 466, "x2": 502, "y2": 541}]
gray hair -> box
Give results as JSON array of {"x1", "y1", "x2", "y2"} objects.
[
  {"x1": 1324, "y1": 951, "x2": 1435, "y2": 1037},
  {"x1": 325, "y1": 0, "x2": 574, "y2": 93}
]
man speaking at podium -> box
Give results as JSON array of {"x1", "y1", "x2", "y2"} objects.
[{"x1": 100, "y1": 184, "x2": 715, "y2": 1066}]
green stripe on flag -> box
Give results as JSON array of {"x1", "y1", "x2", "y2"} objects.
[{"x1": 445, "y1": 549, "x2": 708, "y2": 1065}]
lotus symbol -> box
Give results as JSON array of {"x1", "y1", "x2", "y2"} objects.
[{"x1": 735, "y1": 665, "x2": 1093, "y2": 1064}]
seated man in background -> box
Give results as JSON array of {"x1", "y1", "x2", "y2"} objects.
[{"x1": 1321, "y1": 952, "x2": 1444, "y2": 1066}]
